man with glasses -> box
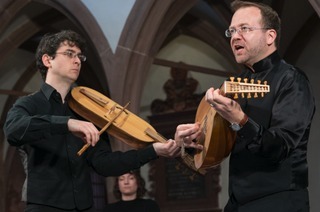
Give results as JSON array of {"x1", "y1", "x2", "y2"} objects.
[
  {"x1": 177, "y1": 1, "x2": 315, "y2": 211},
  {"x1": 4, "y1": 30, "x2": 201, "y2": 212}
]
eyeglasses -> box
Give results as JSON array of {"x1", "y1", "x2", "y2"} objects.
[
  {"x1": 55, "y1": 51, "x2": 87, "y2": 62},
  {"x1": 225, "y1": 26, "x2": 271, "y2": 38}
]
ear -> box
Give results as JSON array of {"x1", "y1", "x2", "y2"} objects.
[
  {"x1": 266, "y1": 29, "x2": 277, "y2": 46},
  {"x1": 42, "y1": 54, "x2": 52, "y2": 68}
]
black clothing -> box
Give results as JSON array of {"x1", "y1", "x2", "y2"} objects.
[
  {"x1": 25, "y1": 203, "x2": 94, "y2": 212},
  {"x1": 225, "y1": 189, "x2": 309, "y2": 212},
  {"x1": 4, "y1": 83, "x2": 158, "y2": 211},
  {"x1": 225, "y1": 51, "x2": 315, "y2": 211},
  {"x1": 105, "y1": 198, "x2": 160, "y2": 212}
]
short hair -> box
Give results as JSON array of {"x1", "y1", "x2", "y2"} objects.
[
  {"x1": 35, "y1": 30, "x2": 87, "y2": 80},
  {"x1": 113, "y1": 169, "x2": 147, "y2": 200},
  {"x1": 231, "y1": 0, "x2": 281, "y2": 48}
]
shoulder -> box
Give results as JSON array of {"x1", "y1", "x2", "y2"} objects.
[
  {"x1": 279, "y1": 60, "x2": 310, "y2": 82},
  {"x1": 12, "y1": 91, "x2": 46, "y2": 112},
  {"x1": 15, "y1": 91, "x2": 45, "y2": 105},
  {"x1": 274, "y1": 60, "x2": 312, "y2": 93}
]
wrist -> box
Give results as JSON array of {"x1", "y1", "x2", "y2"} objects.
[
  {"x1": 230, "y1": 113, "x2": 248, "y2": 131},
  {"x1": 239, "y1": 113, "x2": 248, "y2": 127}
]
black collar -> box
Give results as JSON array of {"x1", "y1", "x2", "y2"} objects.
[{"x1": 250, "y1": 51, "x2": 282, "y2": 73}]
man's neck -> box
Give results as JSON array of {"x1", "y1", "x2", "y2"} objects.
[
  {"x1": 45, "y1": 79, "x2": 72, "y2": 102},
  {"x1": 244, "y1": 49, "x2": 277, "y2": 72}
]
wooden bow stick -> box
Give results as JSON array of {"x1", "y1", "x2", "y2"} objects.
[{"x1": 77, "y1": 102, "x2": 130, "y2": 156}]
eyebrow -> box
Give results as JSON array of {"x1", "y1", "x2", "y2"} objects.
[
  {"x1": 230, "y1": 23, "x2": 250, "y2": 28},
  {"x1": 65, "y1": 49, "x2": 82, "y2": 54},
  {"x1": 64, "y1": 49, "x2": 76, "y2": 53}
]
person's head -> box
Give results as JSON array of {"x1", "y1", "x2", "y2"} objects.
[
  {"x1": 35, "y1": 30, "x2": 87, "y2": 81},
  {"x1": 113, "y1": 170, "x2": 147, "y2": 200},
  {"x1": 227, "y1": 1, "x2": 281, "y2": 66}
]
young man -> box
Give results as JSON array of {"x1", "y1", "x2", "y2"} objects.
[
  {"x1": 177, "y1": 1, "x2": 315, "y2": 211},
  {"x1": 4, "y1": 30, "x2": 201, "y2": 212}
]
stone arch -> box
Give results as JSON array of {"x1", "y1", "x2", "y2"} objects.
[{"x1": 108, "y1": 0, "x2": 200, "y2": 112}]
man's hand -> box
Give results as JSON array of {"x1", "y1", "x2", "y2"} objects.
[
  {"x1": 67, "y1": 118, "x2": 100, "y2": 146},
  {"x1": 152, "y1": 141, "x2": 181, "y2": 158},
  {"x1": 205, "y1": 87, "x2": 245, "y2": 124},
  {"x1": 174, "y1": 123, "x2": 203, "y2": 150}
]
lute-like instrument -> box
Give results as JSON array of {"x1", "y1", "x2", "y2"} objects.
[{"x1": 193, "y1": 77, "x2": 270, "y2": 169}]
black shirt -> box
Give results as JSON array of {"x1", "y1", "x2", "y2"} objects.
[
  {"x1": 228, "y1": 51, "x2": 315, "y2": 208},
  {"x1": 4, "y1": 83, "x2": 158, "y2": 210},
  {"x1": 105, "y1": 198, "x2": 160, "y2": 212}
]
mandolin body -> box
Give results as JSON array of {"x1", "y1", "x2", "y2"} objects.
[
  {"x1": 194, "y1": 97, "x2": 236, "y2": 169},
  {"x1": 193, "y1": 78, "x2": 270, "y2": 169}
]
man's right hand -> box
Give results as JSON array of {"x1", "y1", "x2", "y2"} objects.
[{"x1": 67, "y1": 118, "x2": 100, "y2": 146}]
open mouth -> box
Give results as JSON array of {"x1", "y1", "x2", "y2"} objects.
[
  {"x1": 234, "y1": 44, "x2": 244, "y2": 51},
  {"x1": 233, "y1": 43, "x2": 245, "y2": 55}
]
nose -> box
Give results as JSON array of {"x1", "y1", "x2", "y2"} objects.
[
  {"x1": 74, "y1": 56, "x2": 81, "y2": 64},
  {"x1": 230, "y1": 32, "x2": 242, "y2": 45},
  {"x1": 231, "y1": 29, "x2": 243, "y2": 38}
]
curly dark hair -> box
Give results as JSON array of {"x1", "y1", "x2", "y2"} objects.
[
  {"x1": 35, "y1": 30, "x2": 87, "y2": 80},
  {"x1": 231, "y1": 0, "x2": 281, "y2": 48},
  {"x1": 113, "y1": 169, "x2": 147, "y2": 200}
]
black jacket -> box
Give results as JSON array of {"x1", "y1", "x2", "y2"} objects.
[{"x1": 227, "y1": 51, "x2": 315, "y2": 211}]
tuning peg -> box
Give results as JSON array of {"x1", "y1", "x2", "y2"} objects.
[
  {"x1": 247, "y1": 93, "x2": 251, "y2": 98},
  {"x1": 234, "y1": 93, "x2": 239, "y2": 99},
  {"x1": 264, "y1": 81, "x2": 268, "y2": 91},
  {"x1": 237, "y1": 77, "x2": 241, "y2": 83},
  {"x1": 230, "y1": 76, "x2": 235, "y2": 82},
  {"x1": 254, "y1": 92, "x2": 258, "y2": 98},
  {"x1": 243, "y1": 78, "x2": 248, "y2": 83}
]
